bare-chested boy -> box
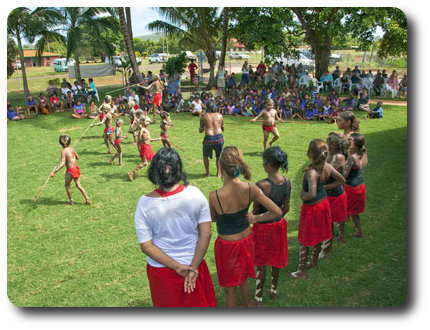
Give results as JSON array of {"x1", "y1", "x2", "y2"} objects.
[
  {"x1": 140, "y1": 74, "x2": 167, "y2": 120},
  {"x1": 130, "y1": 109, "x2": 143, "y2": 144},
  {"x1": 90, "y1": 104, "x2": 114, "y2": 153},
  {"x1": 250, "y1": 99, "x2": 282, "y2": 150},
  {"x1": 160, "y1": 110, "x2": 173, "y2": 148},
  {"x1": 110, "y1": 117, "x2": 127, "y2": 166},
  {"x1": 50, "y1": 134, "x2": 91, "y2": 205},
  {"x1": 128, "y1": 115, "x2": 164, "y2": 181},
  {"x1": 199, "y1": 99, "x2": 224, "y2": 177}
]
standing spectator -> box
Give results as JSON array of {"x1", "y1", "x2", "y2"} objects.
[
  {"x1": 241, "y1": 61, "x2": 250, "y2": 86},
  {"x1": 217, "y1": 65, "x2": 225, "y2": 96},
  {"x1": 134, "y1": 148, "x2": 217, "y2": 307},
  {"x1": 188, "y1": 59, "x2": 198, "y2": 82},
  {"x1": 398, "y1": 74, "x2": 407, "y2": 98},
  {"x1": 257, "y1": 61, "x2": 266, "y2": 77}
]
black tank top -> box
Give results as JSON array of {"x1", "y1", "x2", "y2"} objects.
[
  {"x1": 256, "y1": 177, "x2": 290, "y2": 223},
  {"x1": 326, "y1": 176, "x2": 344, "y2": 196},
  {"x1": 346, "y1": 167, "x2": 364, "y2": 187},
  {"x1": 215, "y1": 183, "x2": 251, "y2": 235},
  {"x1": 302, "y1": 175, "x2": 327, "y2": 205}
]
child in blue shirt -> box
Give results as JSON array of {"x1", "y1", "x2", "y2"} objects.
[
  {"x1": 26, "y1": 95, "x2": 38, "y2": 118},
  {"x1": 365, "y1": 101, "x2": 383, "y2": 119}
]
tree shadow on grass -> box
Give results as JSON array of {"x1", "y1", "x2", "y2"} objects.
[
  {"x1": 242, "y1": 151, "x2": 262, "y2": 157},
  {"x1": 78, "y1": 150, "x2": 110, "y2": 156},
  {"x1": 102, "y1": 172, "x2": 134, "y2": 182},
  {"x1": 20, "y1": 197, "x2": 70, "y2": 207}
]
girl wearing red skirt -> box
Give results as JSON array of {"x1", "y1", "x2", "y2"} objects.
[
  {"x1": 320, "y1": 132, "x2": 349, "y2": 258},
  {"x1": 344, "y1": 133, "x2": 368, "y2": 238},
  {"x1": 134, "y1": 148, "x2": 216, "y2": 307},
  {"x1": 250, "y1": 146, "x2": 291, "y2": 306},
  {"x1": 209, "y1": 146, "x2": 282, "y2": 307},
  {"x1": 288, "y1": 139, "x2": 345, "y2": 279}
]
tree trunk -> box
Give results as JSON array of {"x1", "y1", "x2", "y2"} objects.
[
  {"x1": 207, "y1": 51, "x2": 217, "y2": 88},
  {"x1": 217, "y1": 7, "x2": 229, "y2": 76},
  {"x1": 312, "y1": 35, "x2": 332, "y2": 79},
  {"x1": 118, "y1": 7, "x2": 144, "y2": 84},
  {"x1": 74, "y1": 55, "x2": 82, "y2": 84},
  {"x1": 15, "y1": 29, "x2": 30, "y2": 98}
]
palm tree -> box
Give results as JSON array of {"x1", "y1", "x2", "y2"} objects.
[
  {"x1": 7, "y1": 7, "x2": 62, "y2": 97},
  {"x1": 147, "y1": 7, "x2": 223, "y2": 88},
  {"x1": 117, "y1": 7, "x2": 144, "y2": 83},
  {"x1": 216, "y1": 7, "x2": 230, "y2": 78},
  {"x1": 35, "y1": 7, "x2": 118, "y2": 85}
]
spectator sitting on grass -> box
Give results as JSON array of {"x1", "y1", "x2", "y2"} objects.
[
  {"x1": 357, "y1": 89, "x2": 370, "y2": 111},
  {"x1": 7, "y1": 102, "x2": 25, "y2": 121},
  {"x1": 26, "y1": 95, "x2": 38, "y2": 119},
  {"x1": 365, "y1": 101, "x2": 383, "y2": 119},
  {"x1": 37, "y1": 93, "x2": 50, "y2": 115},
  {"x1": 50, "y1": 92, "x2": 63, "y2": 113}
]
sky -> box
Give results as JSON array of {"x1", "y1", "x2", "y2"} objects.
[{"x1": 130, "y1": 7, "x2": 163, "y2": 37}]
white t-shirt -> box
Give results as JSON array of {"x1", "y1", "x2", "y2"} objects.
[
  {"x1": 191, "y1": 100, "x2": 203, "y2": 114},
  {"x1": 134, "y1": 185, "x2": 211, "y2": 267}
]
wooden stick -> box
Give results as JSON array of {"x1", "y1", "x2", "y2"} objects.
[
  {"x1": 105, "y1": 74, "x2": 169, "y2": 95},
  {"x1": 72, "y1": 116, "x2": 99, "y2": 147},
  {"x1": 34, "y1": 163, "x2": 59, "y2": 203},
  {"x1": 170, "y1": 139, "x2": 185, "y2": 151}
]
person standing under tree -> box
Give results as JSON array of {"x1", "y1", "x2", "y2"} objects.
[
  {"x1": 50, "y1": 134, "x2": 91, "y2": 206},
  {"x1": 199, "y1": 100, "x2": 224, "y2": 177}
]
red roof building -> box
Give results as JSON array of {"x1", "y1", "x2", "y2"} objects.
[{"x1": 17, "y1": 50, "x2": 61, "y2": 68}]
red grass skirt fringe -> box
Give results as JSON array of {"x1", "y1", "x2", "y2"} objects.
[
  {"x1": 344, "y1": 184, "x2": 366, "y2": 215},
  {"x1": 298, "y1": 198, "x2": 332, "y2": 247},
  {"x1": 214, "y1": 234, "x2": 256, "y2": 287},
  {"x1": 147, "y1": 260, "x2": 216, "y2": 307},
  {"x1": 327, "y1": 192, "x2": 348, "y2": 222},
  {"x1": 139, "y1": 143, "x2": 154, "y2": 162},
  {"x1": 66, "y1": 165, "x2": 80, "y2": 179},
  {"x1": 252, "y1": 218, "x2": 288, "y2": 268}
]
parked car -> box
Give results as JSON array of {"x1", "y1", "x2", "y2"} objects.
[
  {"x1": 106, "y1": 55, "x2": 142, "y2": 66},
  {"x1": 53, "y1": 58, "x2": 75, "y2": 72},
  {"x1": 184, "y1": 51, "x2": 197, "y2": 60},
  {"x1": 229, "y1": 52, "x2": 250, "y2": 60},
  {"x1": 215, "y1": 51, "x2": 221, "y2": 59},
  {"x1": 268, "y1": 52, "x2": 315, "y2": 72},
  {"x1": 149, "y1": 53, "x2": 169, "y2": 64},
  {"x1": 329, "y1": 53, "x2": 342, "y2": 64}
]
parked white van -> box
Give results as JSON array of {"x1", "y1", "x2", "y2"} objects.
[
  {"x1": 149, "y1": 53, "x2": 169, "y2": 64},
  {"x1": 53, "y1": 58, "x2": 75, "y2": 72}
]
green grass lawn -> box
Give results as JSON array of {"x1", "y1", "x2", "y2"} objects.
[{"x1": 7, "y1": 103, "x2": 407, "y2": 307}]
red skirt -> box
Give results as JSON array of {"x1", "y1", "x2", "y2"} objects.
[
  {"x1": 139, "y1": 143, "x2": 154, "y2": 162},
  {"x1": 154, "y1": 93, "x2": 162, "y2": 107},
  {"x1": 66, "y1": 165, "x2": 81, "y2": 179},
  {"x1": 114, "y1": 138, "x2": 122, "y2": 146},
  {"x1": 214, "y1": 234, "x2": 256, "y2": 287},
  {"x1": 99, "y1": 113, "x2": 105, "y2": 122},
  {"x1": 262, "y1": 123, "x2": 276, "y2": 132},
  {"x1": 327, "y1": 192, "x2": 348, "y2": 222},
  {"x1": 252, "y1": 218, "x2": 288, "y2": 268},
  {"x1": 344, "y1": 184, "x2": 366, "y2": 215},
  {"x1": 298, "y1": 198, "x2": 332, "y2": 247},
  {"x1": 147, "y1": 260, "x2": 217, "y2": 307}
]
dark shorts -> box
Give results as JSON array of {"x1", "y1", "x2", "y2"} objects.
[{"x1": 203, "y1": 134, "x2": 224, "y2": 159}]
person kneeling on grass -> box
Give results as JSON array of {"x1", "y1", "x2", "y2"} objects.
[
  {"x1": 134, "y1": 147, "x2": 217, "y2": 307},
  {"x1": 50, "y1": 134, "x2": 91, "y2": 206}
]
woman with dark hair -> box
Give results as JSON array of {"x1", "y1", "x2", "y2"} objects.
[
  {"x1": 209, "y1": 146, "x2": 282, "y2": 307},
  {"x1": 337, "y1": 111, "x2": 360, "y2": 138},
  {"x1": 134, "y1": 148, "x2": 216, "y2": 307},
  {"x1": 288, "y1": 139, "x2": 345, "y2": 279},
  {"x1": 343, "y1": 133, "x2": 368, "y2": 238},
  {"x1": 250, "y1": 146, "x2": 291, "y2": 306}
]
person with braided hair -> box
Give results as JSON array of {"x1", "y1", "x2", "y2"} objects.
[
  {"x1": 319, "y1": 132, "x2": 349, "y2": 259},
  {"x1": 250, "y1": 146, "x2": 291, "y2": 306},
  {"x1": 343, "y1": 133, "x2": 368, "y2": 238},
  {"x1": 50, "y1": 134, "x2": 91, "y2": 205},
  {"x1": 337, "y1": 111, "x2": 360, "y2": 138},
  {"x1": 209, "y1": 146, "x2": 282, "y2": 307},
  {"x1": 288, "y1": 139, "x2": 345, "y2": 279},
  {"x1": 134, "y1": 148, "x2": 216, "y2": 307}
]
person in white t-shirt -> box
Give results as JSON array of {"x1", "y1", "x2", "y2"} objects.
[
  {"x1": 191, "y1": 94, "x2": 204, "y2": 116},
  {"x1": 134, "y1": 147, "x2": 217, "y2": 307}
]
